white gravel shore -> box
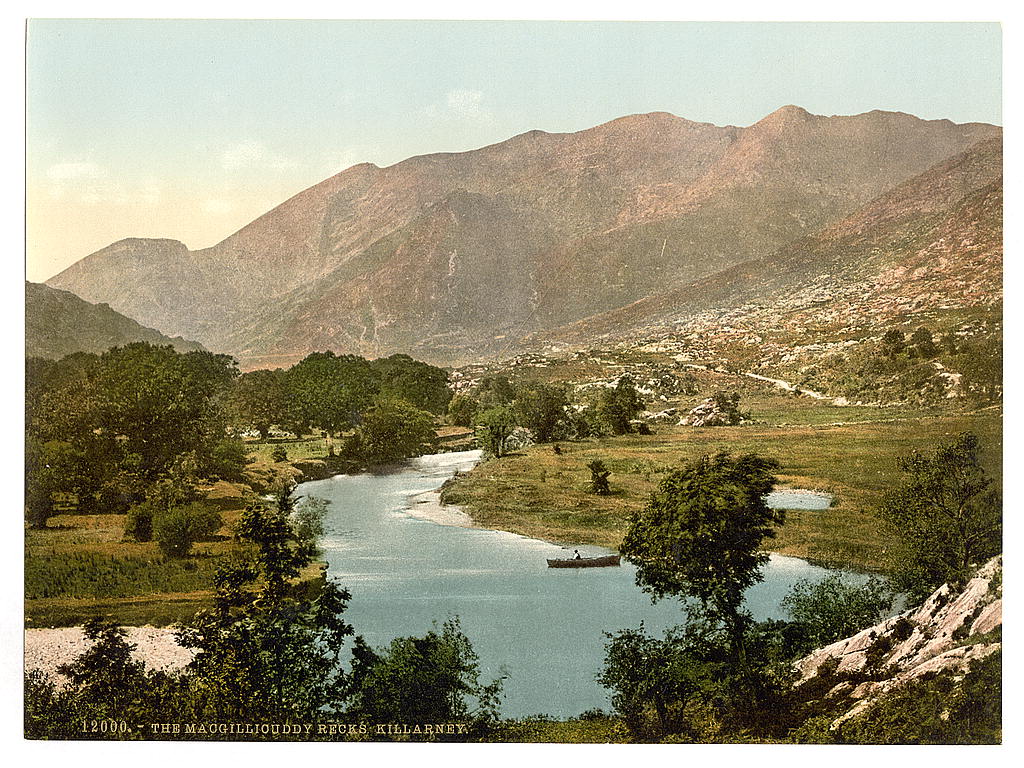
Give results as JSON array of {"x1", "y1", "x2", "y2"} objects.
[
  {"x1": 25, "y1": 626, "x2": 195, "y2": 684},
  {"x1": 402, "y1": 489, "x2": 475, "y2": 528}
]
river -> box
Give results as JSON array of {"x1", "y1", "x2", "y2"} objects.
[{"x1": 301, "y1": 450, "x2": 857, "y2": 719}]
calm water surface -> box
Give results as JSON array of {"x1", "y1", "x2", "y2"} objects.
[{"x1": 302, "y1": 450, "x2": 857, "y2": 718}]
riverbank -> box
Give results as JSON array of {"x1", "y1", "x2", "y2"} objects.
[
  {"x1": 438, "y1": 410, "x2": 1002, "y2": 571},
  {"x1": 404, "y1": 489, "x2": 475, "y2": 528}
]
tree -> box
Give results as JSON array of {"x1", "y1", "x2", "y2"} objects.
[
  {"x1": 370, "y1": 354, "x2": 452, "y2": 415},
  {"x1": 620, "y1": 452, "x2": 782, "y2": 661},
  {"x1": 513, "y1": 382, "x2": 568, "y2": 443},
  {"x1": 876, "y1": 432, "x2": 1001, "y2": 599},
  {"x1": 881, "y1": 328, "x2": 906, "y2": 358},
  {"x1": 153, "y1": 502, "x2": 223, "y2": 557},
  {"x1": 598, "y1": 620, "x2": 732, "y2": 741},
  {"x1": 94, "y1": 344, "x2": 238, "y2": 478},
  {"x1": 447, "y1": 393, "x2": 479, "y2": 427},
  {"x1": 25, "y1": 438, "x2": 85, "y2": 528},
  {"x1": 285, "y1": 351, "x2": 379, "y2": 436},
  {"x1": 781, "y1": 575, "x2": 893, "y2": 655},
  {"x1": 230, "y1": 369, "x2": 289, "y2": 439},
  {"x1": 347, "y1": 617, "x2": 503, "y2": 732},
  {"x1": 588, "y1": 459, "x2": 611, "y2": 495},
  {"x1": 597, "y1": 376, "x2": 646, "y2": 435},
  {"x1": 355, "y1": 397, "x2": 437, "y2": 464},
  {"x1": 175, "y1": 492, "x2": 356, "y2": 720},
  {"x1": 909, "y1": 326, "x2": 938, "y2": 359},
  {"x1": 475, "y1": 376, "x2": 515, "y2": 410},
  {"x1": 711, "y1": 391, "x2": 744, "y2": 425},
  {"x1": 476, "y1": 406, "x2": 516, "y2": 458}
]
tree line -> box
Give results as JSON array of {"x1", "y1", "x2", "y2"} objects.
[
  {"x1": 25, "y1": 344, "x2": 453, "y2": 530},
  {"x1": 452, "y1": 374, "x2": 648, "y2": 458}
]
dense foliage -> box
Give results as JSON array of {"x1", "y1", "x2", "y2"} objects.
[
  {"x1": 26, "y1": 343, "x2": 243, "y2": 526},
  {"x1": 476, "y1": 406, "x2": 516, "y2": 458},
  {"x1": 620, "y1": 453, "x2": 782, "y2": 637},
  {"x1": 512, "y1": 382, "x2": 569, "y2": 443},
  {"x1": 780, "y1": 575, "x2": 894, "y2": 655},
  {"x1": 876, "y1": 431, "x2": 1001, "y2": 600},
  {"x1": 25, "y1": 345, "x2": 452, "y2": 526},
  {"x1": 597, "y1": 375, "x2": 646, "y2": 435},
  {"x1": 351, "y1": 397, "x2": 438, "y2": 464}
]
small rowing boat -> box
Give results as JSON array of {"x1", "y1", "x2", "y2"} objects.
[{"x1": 546, "y1": 554, "x2": 621, "y2": 568}]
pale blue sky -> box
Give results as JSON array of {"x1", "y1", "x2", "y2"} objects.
[{"x1": 26, "y1": 20, "x2": 1002, "y2": 281}]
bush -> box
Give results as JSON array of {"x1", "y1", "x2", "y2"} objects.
[
  {"x1": 205, "y1": 438, "x2": 250, "y2": 481},
  {"x1": 271, "y1": 445, "x2": 288, "y2": 463},
  {"x1": 781, "y1": 575, "x2": 894, "y2": 655},
  {"x1": 153, "y1": 502, "x2": 223, "y2": 558},
  {"x1": 124, "y1": 499, "x2": 159, "y2": 542},
  {"x1": 588, "y1": 460, "x2": 611, "y2": 495}
]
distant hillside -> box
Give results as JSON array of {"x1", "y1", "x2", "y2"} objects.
[
  {"x1": 47, "y1": 107, "x2": 999, "y2": 367},
  {"x1": 25, "y1": 282, "x2": 206, "y2": 359},
  {"x1": 535, "y1": 136, "x2": 1003, "y2": 349}
]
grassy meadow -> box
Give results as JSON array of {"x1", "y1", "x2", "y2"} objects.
[
  {"x1": 441, "y1": 397, "x2": 1001, "y2": 571},
  {"x1": 24, "y1": 477, "x2": 321, "y2": 628}
]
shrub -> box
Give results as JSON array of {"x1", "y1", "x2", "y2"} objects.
[
  {"x1": 205, "y1": 438, "x2": 250, "y2": 481},
  {"x1": 271, "y1": 445, "x2": 288, "y2": 463},
  {"x1": 588, "y1": 460, "x2": 611, "y2": 495},
  {"x1": 124, "y1": 499, "x2": 159, "y2": 542},
  {"x1": 153, "y1": 502, "x2": 223, "y2": 558}
]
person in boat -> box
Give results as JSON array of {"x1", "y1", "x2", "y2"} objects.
[{"x1": 574, "y1": 549, "x2": 581, "y2": 559}]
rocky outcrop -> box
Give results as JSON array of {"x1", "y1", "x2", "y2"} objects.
[
  {"x1": 679, "y1": 397, "x2": 741, "y2": 427},
  {"x1": 795, "y1": 556, "x2": 1002, "y2": 727}
]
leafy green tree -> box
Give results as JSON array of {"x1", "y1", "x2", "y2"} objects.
[
  {"x1": 620, "y1": 452, "x2": 782, "y2": 662},
  {"x1": 881, "y1": 328, "x2": 906, "y2": 358},
  {"x1": 355, "y1": 397, "x2": 437, "y2": 464},
  {"x1": 781, "y1": 575, "x2": 893, "y2": 654},
  {"x1": 201, "y1": 437, "x2": 250, "y2": 481},
  {"x1": 230, "y1": 368, "x2": 289, "y2": 439},
  {"x1": 285, "y1": 351, "x2": 379, "y2": 436},
  {"x1": 124, "y1": 498, "x2": 160, "y2": 542},
  {"x1": 513, "y1": 382, "x2": 568, "y2": 443},
  {"x1": 711, "y1": 391, "x2": 745, "y2": 425},
  {"x1": 371, "y1": 353, "x2": 452, "y2": 414},
  {"x1": 25, "y1": 438, "x2": 86, "y2": 528},
  {"x1": 876, "y1": 432, "x2": 1001, "y2": 600},
  {"x1": 347, "y1": 617, "x2": 503, "y2": 732},
  {"x1": 94, "y1": 344, "x2": 237, "y2": 478},
  {"x1": 476, "y1": 406, "x2": 516, "y2": 458},
  {"x1": 475, "y1": 376, "x2": 515, "y2": 411},
  {"x1": 597, "y1": 376, "x2": 646, "y2": 435},
  {"x1": 447, "y1": 392, "x2": 479, "y2": 427},
  {"x1": 175, "y1": 493, "x2": 356, "y2": 720},
  {"x1": 598, "y1": 620, "x2": 731, "y2": 741},
  {"x1": 290, "y1": 495, "x2": 328, "y2": 549}
]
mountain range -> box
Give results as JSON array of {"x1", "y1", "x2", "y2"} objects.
[
  {"x1": 45, "y1": 106, "x2": 1001, "y2": 368},
  {"x1": 25, "y1": 281, "x2": 206, "y2": 360}
]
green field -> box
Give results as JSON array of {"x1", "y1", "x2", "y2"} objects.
[
  {"x1": 441, "y1": 401, "x2": 1001, "y2": 572},
  {"x1": 24, "y1": 479, "x2": 320, "y2": 627}
]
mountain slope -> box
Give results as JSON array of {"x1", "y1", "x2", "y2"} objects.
[
  {"x1": 47, "y1": 107, "x2": 1000, "y2": 367},
  {"x1": 25, "y1": 281, "x2": 206, "y2": 359},
  {"x1": 535, "y1": 136, "x2": 1002, "y2": 350}
]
